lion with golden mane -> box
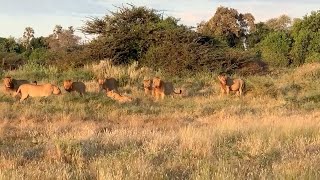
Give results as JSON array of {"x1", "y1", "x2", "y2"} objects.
[
  {"x1": 98, "y1": 78, "x2": 118, "y2": 92},
  {"x1": 152, "y1": 77, "x2": 181, "y2": 101},
  {"x1": 217, "y1": 74, "x2": 245, "y2": 96},
  {"x1": 106, "y1": 90, "x2": 133, "y2": 103},
  {"x1": 15, "y1": 83, "x2": 61, "y2": 102},
  {"x1": 63, "y1": 80, "x2": 86, "y2": 96}
]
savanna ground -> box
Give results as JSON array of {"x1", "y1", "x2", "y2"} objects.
[{"x1": 1, "y1": 61, "x2": 320, "y2": 179}]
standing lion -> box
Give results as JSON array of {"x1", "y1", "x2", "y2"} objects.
[
  {"x1": 152, "y1": 77, "x2": 181, "y2": 101},
  {"x1": 63, "y1": 80, "x2": 86, "y2": 96},
  {"x1": 217, "y1": 74, "x2": 245, "y2": 96}
]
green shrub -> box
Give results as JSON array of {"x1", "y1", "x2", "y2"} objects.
[{"x1": 259, "y1": 31, "x2": 291, "y2": 67}]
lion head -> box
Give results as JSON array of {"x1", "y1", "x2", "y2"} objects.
[
  {"x1": 63, "y1": 80, "x2": 73, "y2": 92},
  {"x1": 97, "y1": 78, "x2": 105, "y2": 86},
  {"x1": 152, "y1": 77, "x2": 162, "y2": 88},
  {"x1": 3, "y1": 76, "x2": 14, "y2": 89},
  {"x1": 53, "y1": 85, "x2": 62, "y2": 95},
  {"x1": 217, "y1": 74, "x2": 228, "y2": 85}
]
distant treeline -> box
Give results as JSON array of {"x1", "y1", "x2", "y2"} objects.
[{"x1": 0, "y1": 5, "x2": 319, "y2": 75}]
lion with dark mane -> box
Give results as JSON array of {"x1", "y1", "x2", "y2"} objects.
[
  {"x1": 98, "y1": 78, "x2": 118, "y2": 92},
  {"x1": 63, "y1": 80, "x2": 86, "y2": 96}
]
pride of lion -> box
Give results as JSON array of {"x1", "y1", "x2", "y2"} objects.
[{"x1": 1, "y1": 74, "x2": 245, "y2": 103}]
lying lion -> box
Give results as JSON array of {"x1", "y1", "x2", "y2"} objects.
[
  {"x1": 15, "y1": 83, "x2": 61, "y2": 102},
  {"x1": 98, "y1": 78, "x2": 118, "y2": 92},
  {"x1": 106, "y1": 90, "x2": 133, "y2": 103},
  {"x1": 3, "y1": 76, "x2": 30, "y2": 94},
  {"x1": 143, "y1": 79, "x2": 153, "y2": 95},
  {"x1": 152, "y1": 77, "x2": 182, "y2": 101},
  {"x1": 217, "y1": 74, "x2": 245, "y2": 96},
  {"x1": 63, "y1": 80, "x2": 86, "y2": 96}
]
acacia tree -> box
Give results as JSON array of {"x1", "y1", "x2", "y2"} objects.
[{"x1": 197, "y1": 6, "x2": 255, "y2": 49}]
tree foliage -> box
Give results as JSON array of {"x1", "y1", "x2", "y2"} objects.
[
  {"x1": 81, "y1": 5, "x2": 255, "y2": 75},
  {"x1": 260, "y1": 32, "x2": 291, "y2": 67},
  {"x1": 197, "y1": 6, "x2": 255, "y2": 48},
  {"x1": 47, "y1": 25, "x2": 80, "y2": 51},
  {"x1": 266, "y1": 15, "x2": 292, "y2": 31},
  {"x1": 291, "y1": 11, "x2": 320, "y2": 65},
  {"x1": 22, "y1": 27, "x2": 35, "y2": 50}
]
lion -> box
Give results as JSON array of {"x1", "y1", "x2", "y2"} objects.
[
  {"x1": 106, "y1": 90, "x2": 133, "y2": 103},
  {"x1": 63, "y1": 80, "x2": 86, "y2": 96},
  {"x1": 143, "y1": 79, "x2": 153, "y2": 95},
  {"x1": 152, "y1": 77, "x2": 182, "y2": 101},
  {"x1": 217, "y1": 74, "x2": 245, "y2": 96},
  {"x1": 98, "y1": 78, "x2": 118, "y2": 92},
  {"x1": 3, "y1": 76, "x2": 30, "y2": 90},
  {"x1": 15, "y1": 83, "x2": 62, "y2": 102}
]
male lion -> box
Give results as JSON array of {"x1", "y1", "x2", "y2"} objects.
[
  {"x1": 143, "y1": 79, "x2": 153, "y2": 95},
  {"x1": 15, "y1": 83, "x2": 61, "y2": 102},
  {"x1": 106, "y1": 90, "x2": 133, "y2": 103},
  {"x1": 217, "y1": 74, "x2": 245, "y2": 96},
  {"x1": 98, "y1": 78, "x2": 118, "y2": 92},
  {"x1": 63, "y1": 80, "x2": 86, "y2": 96},
  {"x1": 3, "y1": 76, "x2": 29, "y2": 90},
  {"x1": 152, "y1": 77, "x2": 182, "y2": 101}
]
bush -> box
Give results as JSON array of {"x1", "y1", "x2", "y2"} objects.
[{"x1": 259, "y1": 32, "x2": 291, "y2": 67}]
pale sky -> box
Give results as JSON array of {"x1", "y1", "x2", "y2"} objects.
[{"x1": 0, "y1": 0, "x2": 319, "y2": 40}]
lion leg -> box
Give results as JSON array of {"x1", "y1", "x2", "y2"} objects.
[
  {"x1": 226, "y1": 86, "x2": 230, "y2": 96},
  {"x1": 161, "y1": 92, "x2": 165, "y2": 100},
  {"x1": 220, "y1": 87, "x2": 225, "y2": 97},
  {"x1": 236, "y1": 91, "x2": 240, "y2": 96},
  {"x1": 19, "y1": 94, "x2": 28, "y2": 102},
  {"x1": 154, "y1": 91, "x2": 159, "y2": 101}
]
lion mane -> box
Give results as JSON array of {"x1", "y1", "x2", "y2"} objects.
[
  {"x1": 98, "y1": 78, "x2": 118, "y2": 92},
  {"x1": 63, "y1": 80, "x2": 86, "y2": 96}
]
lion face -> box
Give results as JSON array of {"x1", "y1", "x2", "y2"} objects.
[
  {"x1": 63, "y1": 80, "x2": 73, "y2": 92},
  {"x1": 143, "y1": 79, "x2": 152, "y2": 89},
  {"x1": 53, "y1": 86, "x2": 62, "y2": 95},
  {"x1": 97, "y1": 78, "x2": 105, "y2": 85},
  {"x1": 152, "y1": 77, "x2": 162, "y2": 88},
  {"x1": 3, "y1": 77, "x2": 14, "y2": 89},
  {"x1": 218, "y1": 75, "x2": 227, "y2": 85}
]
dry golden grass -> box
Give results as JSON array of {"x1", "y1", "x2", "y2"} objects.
[{"x1": 1, "y1": 63, "x2": 320, "y2": 179}]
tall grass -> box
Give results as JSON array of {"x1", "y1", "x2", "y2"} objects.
[
  {"x1": 1, "y1": 62, "x2": 320, "y2": 179},
  {"x1": 92, "y1": 59, "x2": 157, "y2": 87}
]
